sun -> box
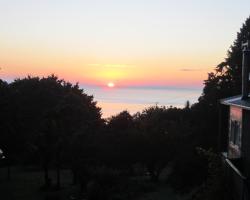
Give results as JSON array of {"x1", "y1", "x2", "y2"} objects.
[{"x1": 107, "y1": 82, "x2": 115, "y2": 88}]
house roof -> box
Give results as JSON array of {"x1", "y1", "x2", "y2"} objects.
[{"x1": 220, "y1": 95, "x2": 250, "y2": 110}]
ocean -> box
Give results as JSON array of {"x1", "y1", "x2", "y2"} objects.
[{"x1": 83, "y1": 86, "x2": 203, "y2": 118}]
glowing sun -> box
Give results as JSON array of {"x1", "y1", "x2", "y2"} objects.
[{"x1": 107, "y1": 82, "x2": 115, "y2": 88}]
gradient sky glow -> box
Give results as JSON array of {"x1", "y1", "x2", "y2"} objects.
[{"x1": 1, "y1": 0, "x2": 250, "y2": 87}]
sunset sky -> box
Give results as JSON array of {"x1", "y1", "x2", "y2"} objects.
[{"x1": 1, "y1": 0, "x2": 250, "y2": 88}]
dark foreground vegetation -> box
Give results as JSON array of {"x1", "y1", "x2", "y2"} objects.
[{"x1": 1, "y1": 16, "x2": 250, "y2": 200}]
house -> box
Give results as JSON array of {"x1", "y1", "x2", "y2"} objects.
[{"x1": 220, "y1": 40, "x2": 250, "y2": 200}]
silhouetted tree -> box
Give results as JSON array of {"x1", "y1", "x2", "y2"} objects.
[
  {"x1": 0, "y1": 75, "x2": 102, "y2": 188},
  {"x1": 200, "y1": 16, "x2": 250, "y2": 106},
  {"x1": 0, "y1": 80, "x2": 13, "y2": 179},
  {"x1": 168, "y1": 15, "x2": 250, "y2": 191},
  {"x1": 135, "y1": 106, "x2": 177, "y2": 181},
  {"x1": 99, "y1": 111, "x2": 139, "y2": 170}
]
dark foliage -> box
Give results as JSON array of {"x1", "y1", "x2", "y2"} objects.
[{"x1": 0, "y1": 75, "x2": 103, "y2": 187}]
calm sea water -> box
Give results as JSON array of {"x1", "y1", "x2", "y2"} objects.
[{"x1": 83, "y1": 86, "x2": 202, "y2": 118}]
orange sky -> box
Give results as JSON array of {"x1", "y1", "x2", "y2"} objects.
[
  {"x1": 0, "y1": 49, "x2": 220, "y2": 88},
  {"x1": 1, "y1": 1, "x2": 250, "y2": 88}
]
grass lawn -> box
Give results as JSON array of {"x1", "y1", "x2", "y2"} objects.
[
  {"x1": 0, "y1": 166, "x2": 80, "y2": 200},
  {"x1": 134, "y1": 185, "x2": 188, "y2": 200},
  {"x1": 0, "y1": 166, "x2": 189, "y2": 200}
]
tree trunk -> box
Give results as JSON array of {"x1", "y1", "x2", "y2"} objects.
[
  {"x1": 7, "y1": 162, "x2": 10, "y2": 180},
  {"x1": 72, "y1": 169, "x2": 77, "y2": 185},
  {"x1": 44, "y1": 162, "x2": 50, "y2": 188},
  {"x1": 56, "y1": 164, "x2": 61, "y2": 189}
]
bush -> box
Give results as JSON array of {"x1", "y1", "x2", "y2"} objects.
[
  {"x1": 190, "y1": 148, "x2": 227, "y2": 200},
  {"x1": 79, "y1": 166, "x2": 155, "y2": 200}
]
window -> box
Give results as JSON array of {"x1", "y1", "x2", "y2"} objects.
[
  {"x1": 230, "y1": 120, "x2": 241, "y2": 146},
  {"x1": 228, "y1": 106, "x2": 242, "y2": 159}
]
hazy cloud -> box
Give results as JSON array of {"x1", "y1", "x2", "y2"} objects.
[
  {"x1": 180, "y1": 68, "x2": 204, "y2": 72},
  {"x1": 88, "y1": 64, "x2": 135, "y2": 68}
]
